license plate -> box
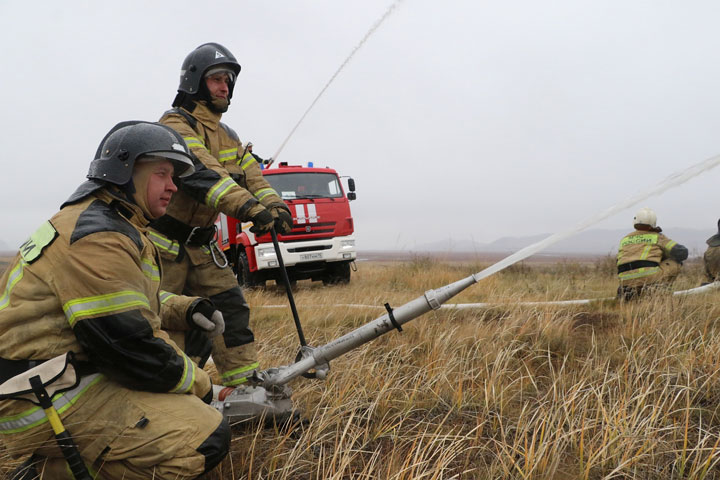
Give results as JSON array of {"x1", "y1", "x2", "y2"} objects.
[{"x1": 300, "y1": 252, "x2": 323, "y2": 261}]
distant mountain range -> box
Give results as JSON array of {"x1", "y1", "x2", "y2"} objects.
[
  {"x1": 1, "y1": 228, "x2": 716, "y2": 257},
  {"x1": 409, "y1": 228, "x2": 716, "y2": 257}
]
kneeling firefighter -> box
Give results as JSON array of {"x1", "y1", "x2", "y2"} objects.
[
  {"x1": 616, "y1": 207, "x2": 688, "y2": 300},
  {"x1": 0, "y1": 121, "x2": 230, "y2": 479}
]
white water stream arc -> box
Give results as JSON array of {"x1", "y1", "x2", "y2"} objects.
[
  {"x1": 271, "y1": 0, "x2": 405, "y2": 162},
  {"x1": 259, "y1": 152, "x2": 720, "y2": 309},
  {"x1": 470, "y1": 153, "x2": 720, "y2": 284}
]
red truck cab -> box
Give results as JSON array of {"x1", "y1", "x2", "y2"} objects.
[{"x1": 216, "y1": 163, "x2": 356, "y2": 287}]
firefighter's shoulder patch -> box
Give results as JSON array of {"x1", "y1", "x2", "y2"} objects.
[
  {"x1": 70, "y1": 200, "x2": 144, "y2": 252},
  {"x1": 19, "y1": 220, "x2": 58, "y2": 263}
]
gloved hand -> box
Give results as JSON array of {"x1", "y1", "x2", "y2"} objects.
[
  {"x1": 270, "y1": 205, "x2": 293, "y2": 234},
  {"x1": 188, "y1": 299, "x2": 225, "y2": 338},
  {"x1": 247, "y1": 204, "x2": 274, "y2": 234}
]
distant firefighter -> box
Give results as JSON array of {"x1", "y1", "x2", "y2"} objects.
[
  {"x1": 616, "y1": 207, "x2": 688, "y2": 300},
  {"x1": 703, "y1": 219, "x2": 720, "y2": 283}
]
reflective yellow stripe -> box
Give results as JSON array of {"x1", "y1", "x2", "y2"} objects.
[
  {"x1": 19, "y1": 221, "x2": 57, "y2": 263},
  {"x1": 254, "y1": 187, "x2": 278, "y2": 202},
  {"x1": 0, "y1": 259, "x2": 26, "y2": 311},
  {"x1": 159, "y1": 290, "x2": 177, "y2": 304},
  {"x1": 219, "y1": 148, "x2": 238, "y2": 163},
  {"x1": 0, "y1": 374, "x2": 103, "y2": 434},
  {"x1": 183, "y1": 136, "x2": 206, "y2": 149},
  {"x1": 170, "y1": 354, "x2": 195, "y2": 394},
  {"x1": 665, "y1": 240, "x2": 677, "y2": 252},
  {"x1": 618, "y1": 266, "x2": 660, "y2": 280},
  {"x1": 223, "y1": 376, "x2": 249, "y2": 386},
  {"x1": 141, "y1": 258, "x2": 160, "y2": 281},
  {"x1": 148, "y1": 231, "x2": 180, "y2": 257},
  {"x1": 206, "y1": 177, "x2": 236, "y2": 209},
  {"x1": 240, "y1": 152, "x2": 256, "y2": 170},
  {"x1": 639, "y1": 245, "x2": 652, "y2": 260},
  {"x1": 63, "y1": 291, "x2": 150, "y2": 326},
  {"x1": 221, "y1": 362, "x2": 259, "y2": 386}
]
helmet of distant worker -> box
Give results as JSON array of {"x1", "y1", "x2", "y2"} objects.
[
  {"x1": 633, "y1": 207, "x2": 657, "y2": 229},
  {"x1": 173, "y1": 42, "x2": 241, "y2": 113},
  {"x1": 86, "y1": 121, "x2": 195, "y2": 219}
]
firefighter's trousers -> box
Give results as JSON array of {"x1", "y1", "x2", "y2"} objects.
[
  {"x1": 1, "y1": 377, "x2": 229, "y2": 479},
  {"x1": 617, "y1": 259, "x2": 682, "y2": 300},
  {"x1": 160, "y1": 245, "x2": 258, "y2": 386},
  {"x1": 704, "y1": 246, "x2": 720, "y2": 283}
]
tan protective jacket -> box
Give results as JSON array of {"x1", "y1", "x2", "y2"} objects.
[
  {"x1": 616, "y1": 230, "x2": 681, "y2": 282},
  {"x1": 158, "y1": 101, "x2": 284, "y2": 232},
  {"x1": 0, "y1": 188, "x2": 211, "y2": 424}
]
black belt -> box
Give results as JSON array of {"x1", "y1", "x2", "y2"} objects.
[
  {"x1": 150, "y1": 215, "x2": 217, "y2": 246},
  {"x1": 0, "y1": 356, "x2": 98, "y2": 385},
  {"x1": 617, "y1": 260, "x2": 659, "y2": 274}
]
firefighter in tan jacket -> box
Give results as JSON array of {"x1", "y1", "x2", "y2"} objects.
[
  {"x1": 616, "y1": 207, "x2": 688, "y2": 300},
  {"x1": 148, "y1": 43, "x2": 292, "y2": 387},
  {"x1": 0, "y1": 122, "x2": 230, "y2": 479},
  {"x1": 703, "y1": 219, "x2": 720, "y2": 283}
]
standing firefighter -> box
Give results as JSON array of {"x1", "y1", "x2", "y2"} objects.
[
  {"x1": 148, "y1": 42, "x2": 292, "y2": 388},
  {"x1": 703, "y1": 219, "x2": 720, "y2": 284},
  {"x1": 616, "y1": 207, "x2": 688, "y2": 300},
  {"x1": 0, "y1": 122, "x2": 230, "y2": 479}
]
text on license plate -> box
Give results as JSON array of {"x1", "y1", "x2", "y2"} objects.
[{"x1": 299, "y1": 252, "x2": 323, "y2": 261}]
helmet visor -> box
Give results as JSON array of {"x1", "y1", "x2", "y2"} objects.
[{"x1": 139, "y1": 152, "x2": 195, "y2": 178}]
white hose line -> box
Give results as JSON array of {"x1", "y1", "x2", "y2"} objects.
[{"x1": 256, "y1": 281, "x2": 720, "y2": 310}]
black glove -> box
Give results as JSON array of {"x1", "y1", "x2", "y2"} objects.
[
  {"x1": 248, "y1": 206, "x2": 274, "y2": 234},
  {"x1": 271, "y1": 206, "x2": 293, "y2": 234},
  {"x1": 187, "y1": 299, "x2": 225, "y2": 338}
]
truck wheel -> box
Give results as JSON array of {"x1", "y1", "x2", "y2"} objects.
[
  {"x1": 237, "y1": 251, "x2": 264, "y2": 288},
  {"x1": 322, "y1": 262, "x2": 351, "y2": 285}
]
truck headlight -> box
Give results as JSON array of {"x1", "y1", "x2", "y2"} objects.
[
  {"x1": 257, "y1": 247, "x2": 276, "y2": 259},
  {"x1": 340, "y1": 239, "x2": 355, "y2": 249}
]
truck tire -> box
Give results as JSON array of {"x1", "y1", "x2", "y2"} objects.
[
  {"x1": 322, "y1": 261, "x2": 351, "y2": 285},
  {"x1": 237, "y1": 251, "x2": 264, "y2": 288}
]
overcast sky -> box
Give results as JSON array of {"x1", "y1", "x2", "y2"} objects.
[{"x1": 3, "y1": 0, "x2": 720, "y2": 251}]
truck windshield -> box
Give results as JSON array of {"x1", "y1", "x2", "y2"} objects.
[{"x1": 265, "y1": 172, "x2": 343, "y2": 200}]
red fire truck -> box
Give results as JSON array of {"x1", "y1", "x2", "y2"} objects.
[{"x1": 216, "y1": 162, "x2": 357, "y2": 287}]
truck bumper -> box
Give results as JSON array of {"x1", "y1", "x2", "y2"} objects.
[{"x1": 253, "y1": 235, "x2": 356, "y2": 271}]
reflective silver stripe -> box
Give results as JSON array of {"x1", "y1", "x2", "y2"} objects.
[
  {"x1": 254, "y1": 187, "x2": 277, "y2": 202},
  {"x1": 141, "y1": 259, "x2": 160, "y2": 281},
  {"x1": 240, "y1": 152, "x2": 256, "y2": 170},
  {"x1": 170, "y1": 354, "x2": 195, "y2": 394},
  {"x1": 63, "y1": 290, "x2": 150, "y2": 326},
  {"x1": 159, "y1": 290, "x2": 177, "y2": 304},
  {"x1": 148, "y1": 231, "x2": 180, "y2": 256},
  {"x1": 206, "y1": 177, "x2": 236, "y2": 209},
  {"x1": 183, "y1": 136, "x2": 205, "y2": 149},
  {"x1": 0, "y1": 259, "x2": 26, "y2": 311},
  {"x1": 618, "y1": 266, "x2": 660, "y2": 280},
  {"x1": 219, "y1": 148, "x2": 238, "y2": 163},
  {"x1": 221, "y1": 362, "x2": 260, "y2": 386},
  {"x1": 0, "y1": 374, "x2": 103, "y2": 434}
]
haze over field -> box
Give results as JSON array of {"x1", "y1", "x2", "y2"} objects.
[{"x1": 3, "y1": 1, "x2": 720, "y2": 252}]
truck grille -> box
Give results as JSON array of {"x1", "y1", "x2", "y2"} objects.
[
  {"x1": 290, "y1": 221, "x2": 335, "y2": 236},
  {"x1": 287, "y1": 245, "x2": 332, "y2": 253}
]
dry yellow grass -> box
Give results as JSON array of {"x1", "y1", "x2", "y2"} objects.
[
  {"x1": 202, "y1": 257, "x2": 720, "y2": 479},
  {"x1": 4, "y1": 257, "x2": 720, "y2": 479}
]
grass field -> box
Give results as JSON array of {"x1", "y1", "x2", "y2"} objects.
[{"x1": 3, "y1": 256, "x2": 720, "y2": 479}]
